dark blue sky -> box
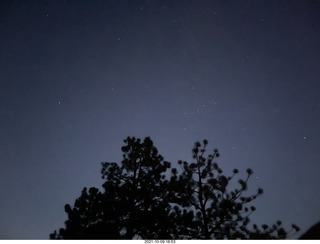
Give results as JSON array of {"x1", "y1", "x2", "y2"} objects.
[{"x1": 1, "y1": 0, "x2": 320, "y2": 239}]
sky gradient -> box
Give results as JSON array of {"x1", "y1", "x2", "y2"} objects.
[{"x1": 1, "y1": 0, "x2": 320, "y2": 239}]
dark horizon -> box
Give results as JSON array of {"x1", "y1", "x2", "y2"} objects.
[{"x1": 0, "y1": 0, "x2": 320, "y2": 239}]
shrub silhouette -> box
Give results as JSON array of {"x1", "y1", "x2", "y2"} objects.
[{"x1": 50, "y1": 137, "x2": 300, "y2": 239}]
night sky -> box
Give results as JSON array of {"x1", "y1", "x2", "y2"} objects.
[{"x1": 1, "y1": 0, "x2": 320, "y2": 239}]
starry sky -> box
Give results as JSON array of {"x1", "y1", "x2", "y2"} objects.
[{"x1": 1, "y1": 0, "x2": 320, "y2": 239}]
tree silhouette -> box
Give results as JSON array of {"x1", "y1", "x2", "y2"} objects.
[
  {"x1": 167, "y1": 140, "x2": 300, "y2": 239},
  {"x1": 50, "y1": 137, "x2": 300, "y2": 239},
  {"x1": 99, "y1": 137, "x2": 174, "y2": 239},
  {"x1": 50, "y1": 187, "x2": 120, "y2": 239}
]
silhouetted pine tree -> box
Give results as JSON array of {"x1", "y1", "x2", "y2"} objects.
[{"x1": 50, "y1": 137, "x2": 300, "y2": 239}]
